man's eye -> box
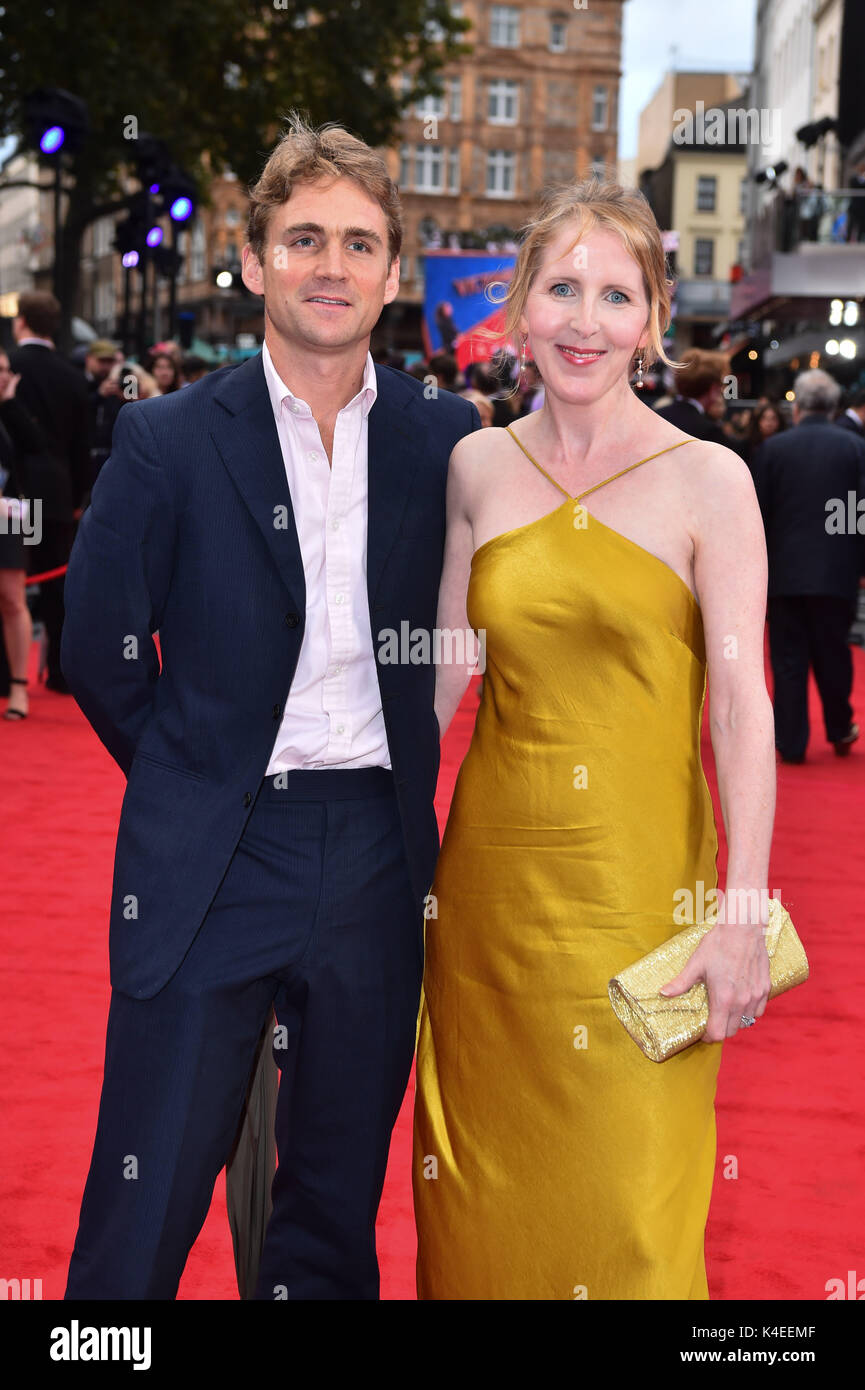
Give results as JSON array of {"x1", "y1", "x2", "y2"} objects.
[
  {"x1": 292, "y1": 236, "x2": 315, "y2": 247},
  {"x1": 349, "y1": 240, "x2": 371, "y2": 252}
]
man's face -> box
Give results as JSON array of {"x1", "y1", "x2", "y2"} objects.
[
  {"x1": 86, "y1": 353, "x2": 115, "y2": 383},
  {"x1": 241, "y1": 175, "x2": 400, "y2": 354}
]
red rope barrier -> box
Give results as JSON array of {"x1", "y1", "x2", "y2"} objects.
[{"x1": 25, "y1": 565, "x2": 69, "y2": 586}]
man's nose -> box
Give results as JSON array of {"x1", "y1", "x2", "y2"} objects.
[{"x1": 313, "y1": 241, "x2": 348, "y2": 277}]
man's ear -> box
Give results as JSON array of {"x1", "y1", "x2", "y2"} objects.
[
  {"x1": 241, "y1": 243, "x2": 265, "y2": 299},
  {"x1": 383, "y1": 254, "x2": 401, "y2": 306}
]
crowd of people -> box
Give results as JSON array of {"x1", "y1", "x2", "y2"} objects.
[
  {"x1": 1, "y1": 293, "x2": 864, "y2": 762},
  {"x1": 0, "y1": 292, "x2": 214, "y2": 716}
]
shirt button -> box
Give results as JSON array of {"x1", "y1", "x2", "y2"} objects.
[
  {"x1": 331, "y1": 519, "x2": 340, "y2": 530},
  {"x1": 336, "y1": 723, "x2": 345, "y2": 734},
  {"x1": 307, "y1": 449, "x2": 321, "y2": 463},
  {"x1": 334, "y1": 593, "x2": 345, "y2": 605},
  {"x1": 290, "y1": 401, "x2": 302, "y2": 413}
]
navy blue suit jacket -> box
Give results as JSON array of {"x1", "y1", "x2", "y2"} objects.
[
  {"x1": 61, "y1": 353, "x2": 480, "y2": 998},
  {"x1": 750, "y1": 415, "x2": 865, "y2": 599}
]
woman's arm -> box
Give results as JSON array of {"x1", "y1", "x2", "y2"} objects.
[
  {"x1": 433, "y1": 434, "x2": 483, "y2": 738},
  {"x1": 660, "y1": 442, "x2": 776, "y2": 1043}
]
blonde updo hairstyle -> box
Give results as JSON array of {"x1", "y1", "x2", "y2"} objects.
[{"x1": 501, "y1": 169, "x2": 684, "y2": 380}]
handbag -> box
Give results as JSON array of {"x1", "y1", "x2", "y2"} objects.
[{"x1": 607, "y1": 897, "x2": 808, "y2": 1062}]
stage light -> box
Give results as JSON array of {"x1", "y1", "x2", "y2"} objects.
[
  {"x1": 169, "y1": 195, "x2": 193, "y2": 223},
  {"x1": 40, "y1": 125, "x2": 65, "y2": 154}
]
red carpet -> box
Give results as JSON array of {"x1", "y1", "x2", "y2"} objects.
[{"x1": 1, "y1": 632, "x2": 863, "y2": 1300}]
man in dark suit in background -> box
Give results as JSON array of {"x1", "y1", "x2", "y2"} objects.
[
  {"x1": 750, "y1": 368, "x2": 865, "y2": 763},
  {"x1": 655, "y1": 347, "x2": 747, "y2": 457},
  {"x1": 61, "y1": 115, "x2": 480, "y2": 1300},
  {"x1": 832, "y1": 384, "x2": 865, "y2": 439},
  {"x1": 10, "y1": 292, "x2": 90, "y2": 692}
]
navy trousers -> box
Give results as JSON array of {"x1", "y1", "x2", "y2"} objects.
[
  {"x1": 767, "y1": 594, "x2": 857, "y2": 759},
  {"x1": 64, "y1": 767, "x2": 423, "y2": 1300}
]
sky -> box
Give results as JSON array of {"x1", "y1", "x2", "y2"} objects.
[{"x1": 619, "y1": 0, "x2": 758, "y2": 161}]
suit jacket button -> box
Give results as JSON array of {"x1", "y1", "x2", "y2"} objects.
[
  {"x1": 272, "y1": 704, "x2": 281, "y2": 719},
  {"x1": 243, "y1": 792, "x2": 252, "y2": 807},
  {"x1": 284, "y1": 612, "x2": 299, "y2": 628}
]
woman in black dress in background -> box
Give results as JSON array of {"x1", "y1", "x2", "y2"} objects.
[{"x1": 0, "y1": 350, "x2": 42, "y2": 719}]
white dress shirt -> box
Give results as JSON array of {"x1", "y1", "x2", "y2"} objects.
[{"x1": 261, "y1": 340, "x2": 391, "y2": 773}]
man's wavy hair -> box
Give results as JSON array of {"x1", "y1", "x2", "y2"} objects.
[{"x1": 246, "y1": 111, "x2": 403, "y2": 267}]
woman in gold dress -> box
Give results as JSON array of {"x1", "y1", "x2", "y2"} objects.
[{"x1": 413, "y1": 176, "x2": 776, "y2": 1300}]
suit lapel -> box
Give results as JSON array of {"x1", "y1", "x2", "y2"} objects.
[
  {"x1": 211, "y1": 354, "x2": 306, "y2": 614},
  {"x1": 211, "y1": 354, "x2": 422, "y2": 620},
  {"x1": 366, "y1": 364, "x2": 420, "y2": 605}
]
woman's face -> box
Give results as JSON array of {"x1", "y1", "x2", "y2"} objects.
[
  {"x1": 518, "y1": 222, "x2": 650, "y2": 408},
  {"x1": 759, "y1": 408, "x2": 780, "y2": 436},
  {"x1": 152, "y1": 356, "x2": 176, "y2": 388}
]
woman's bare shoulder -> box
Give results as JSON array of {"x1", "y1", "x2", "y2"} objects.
[{"x1": 448, "y1": 425, "x2": 514, "y2": 493}]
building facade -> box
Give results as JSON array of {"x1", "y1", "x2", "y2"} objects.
[{"x1": 384, "y1": 0, "x2": 627, "y2": 339}]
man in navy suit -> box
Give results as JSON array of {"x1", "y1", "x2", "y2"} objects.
[
  {"x1": 62, "y1": 115, "x2": 480, "y2": 1299},
  {"x1": 751, "y1": 369, "x2": 865, "y2": 763}
]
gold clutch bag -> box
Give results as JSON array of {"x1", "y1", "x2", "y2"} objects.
[{"x1": 607, "y1": 897, "x2": 809, "y2": 1062}]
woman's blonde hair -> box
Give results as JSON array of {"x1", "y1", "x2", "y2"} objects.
[
  {"x1": 500, "y1": 168, "x2": 682, "y2": 375},
  {"x1": 246, "y1": 111, "x2": 402, "y2": 266}
]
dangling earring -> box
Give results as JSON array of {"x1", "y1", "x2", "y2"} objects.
[
  {"x1": 635, "y1": 351, "x2": 644, "y2": 390},
  {"x1": 521, "y1": 336, "x2": 528, "y2": 373}
]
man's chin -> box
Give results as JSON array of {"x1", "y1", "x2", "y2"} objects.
[{"x1": 274, "y1": 315, "x2": 375, "y2": 352}]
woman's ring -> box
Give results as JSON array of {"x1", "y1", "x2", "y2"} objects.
[{"x1": 740, "y1": 1015, "x2": 756, "y2": 1028}]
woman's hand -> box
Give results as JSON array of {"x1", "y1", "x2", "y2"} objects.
[
  {"x1": 659, "y1": 919, "x2": 771, "y2": 1042},
  {"x1": 0, "y1": 369, "x2": 20, "y2": 402}
]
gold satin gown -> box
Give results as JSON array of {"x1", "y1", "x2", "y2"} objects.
[{"x1": 413, "y1": 429, "x2": 723, "y2": 1300}]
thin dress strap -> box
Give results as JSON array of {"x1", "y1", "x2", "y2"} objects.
[
  {"x1": 505, "y1": 426, "x2": 698, "y2": 501},
  {"x1": 505, "y1": 426, "x2": 571, "y2": 498}
]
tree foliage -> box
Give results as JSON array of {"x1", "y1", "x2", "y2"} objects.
[{"x1": 0, "y1": 0, "x2": 471, "y2": 338}]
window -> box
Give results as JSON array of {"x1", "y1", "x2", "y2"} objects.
[
  {"x1": 447, "y1": 149, "x2": 460, "y2": 193},
  {"x1": 93, "y1": 216, "x2": 113, "y2": 257},
  {"x1": 590, "y1": 152, "x2": 605, "y2": 177},
  {"x1": 95, "y1": 278, "x2": 115, "y2": 325},
  {"x1": 591, "y1": 85, "x2": 608, "y2": 130},
  {"x1": 490, "y1": 5, "x2": 519, "y2": 47},
  {"x1": 190, "y1": 219, "x2": 206, "y2": 281},
  {"x1": 415, "y1": 92, "x2": 446, "y2": 119},
  {"x1": 415, "y1": 143, "x2": 444, "y2": 192},
  {"x1": 418, "y1": 217, "x2": 441, "y2": 247},
  {"x1": 449, "y1": 75, "x2": 462, "y2": 121},
  {"x1": 694, "y1": 238, "x2": 714, "y2": 276},
  {"x1": 488, "y1": 79, "x2": 519, "y2": 124},
  {"x1": 399, "y1": 144, "x2": 411, "y2": 186},
  {"x1": 225, "y1": 207, "x2": 241, "y2": 227},
  {"x1": 225, "y1": 240, "x2": 238, "y2": 266},
  {"x1": 696, "y1": 175, "x2": 717, "y2": 212},
  {"x1": 550, "y1": 19, "x2": 566, "y2": 52},
  {"x1": 486, "y1": 149, "x2": 516, "y2": 198}
]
